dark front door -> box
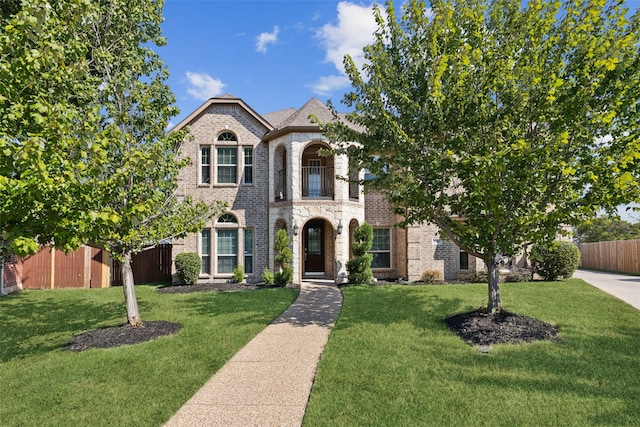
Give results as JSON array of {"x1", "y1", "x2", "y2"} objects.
[{"x1": 304, "y1": 220, "x2": 325, "y2": 276}]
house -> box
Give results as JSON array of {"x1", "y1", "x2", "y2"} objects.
[{"x1": 171, "y1": 95, "x2": 484, "y2": 284}]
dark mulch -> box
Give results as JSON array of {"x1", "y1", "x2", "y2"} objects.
[
  {"x1": 446, "y1": 310, "x2": 559, "y2": 346},
  {"x1": 65, "y1": 321, "x2": 182, "y2": 351}
]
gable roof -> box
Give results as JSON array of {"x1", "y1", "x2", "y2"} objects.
[
  {"x1": 171, "y1": 94, "x2": 273, "y2": 132},
  {"x1": 263, "y1": 97, "x2": 336, "y2": 141},
  {"x1": 262, "y1": 108, "x2": 297, "y2": 128}
]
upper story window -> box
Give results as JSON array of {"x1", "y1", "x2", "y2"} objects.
[
  {"x1": 218, "y1": 132, "x2": 237, "y2": 142},
  {"x1": 217, "y1": 147, "x2": 237, "y2": 184},
  {"x1": 243, "y1": 147, "x2": 253, "y2": 184},
  {"x1": 200, "y1": 146, "x2": 211, "y2": 184},
  {"x1": 215, "y1": 132, "x2": 238, "y2": 184}
]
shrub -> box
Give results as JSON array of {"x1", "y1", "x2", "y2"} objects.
[
  {"x1": 233, "y1": 265, "x2": 244, "y2": 283},
  {"x1": 421, "y1": 269, "x2": 443, "y2": 283},
  {"x1": 504, "y1": 267, "x2": 533, "y2": 283},
  {"x1": 261, "y1": 267, "x2": 275, "y2": 285},
  {"x1": 471, "y1": 270, "x2": 488, "y2": 283},
  {"x1": 531, "y1": 240, "x2": 580, "y2": 281},
  {"x1": 274, "y1": 229, "x2": 293, "y2": 287},
  {"x1": 275, "y1": 266, "x2": 293, "y2": 287},
  {"x1": 174, "y1": 252, "x2": 201, "y2": 285},
  {"x1": 347, "y1": 223, "x2": 374, "y2": 284}
]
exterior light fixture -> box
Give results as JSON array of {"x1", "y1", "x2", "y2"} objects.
[
  {"x1": 336, "y1": 220, "x2": 343, "y2": 236},
  {"x1": 293, "y1": 223, "x2": 299, "y2": 236}
]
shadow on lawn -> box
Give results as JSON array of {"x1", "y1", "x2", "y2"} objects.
[
  {"x1": 0, "y1": 292, "x2": 138, "y2": 363},
  {"x1": 174, "y1": 287, "x2": 299, "y2": 327},
  {"x1": 335, "y1": 284, "x2": 640, "y2": 424}
]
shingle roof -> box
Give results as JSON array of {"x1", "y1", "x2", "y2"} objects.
[{"x1": 262, "y1": 108, "x2": 297, "y2": 127}]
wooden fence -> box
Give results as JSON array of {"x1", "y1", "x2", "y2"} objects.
[
  {"x1": 111, "y1": 244, "x2": 173, "y2": 286},
  {"x1": 578, "y1": 239, "x2": 640, "y2": 275},
  {"x1": 22, "y1": 246, "x2": 110, "y2": 289},
  {"x1": 17, "y1": 244, "x2": 172, "y2": 290}
]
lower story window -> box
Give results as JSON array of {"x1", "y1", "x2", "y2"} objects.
[
  {"x1": 244, "y1": 229, "x2": 254, "y2": 275},
  {"x1": 459, "y1": 249, "x2": 469, "y2": 271},
  {"x1": 201, "y1": 230, "x2": 211, "y2": 274},
  {"x1": 217, "y1": 229, "x2": 238, "y2": 273},
  {"x1": 370, "y1": 228, "x2": 391, "y2": 269}
]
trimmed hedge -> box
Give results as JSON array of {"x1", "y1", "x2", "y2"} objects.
[
  {"x1": 531, "y1": 241, "x2": 580, "y2": 281},
  {"x1": 174, "y1": 252, "x2": 201, "y2": 285}
]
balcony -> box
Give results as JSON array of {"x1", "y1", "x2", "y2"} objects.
[
  {"x1": 275, "y1": 170, "x2": 287, "y2": 201},
  {"x1": 302, "y1": 166, "x2": 334, "y2": 198}
]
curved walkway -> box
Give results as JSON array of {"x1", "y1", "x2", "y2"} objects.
[
  {"x1": 573, "y1": 269, "x2": 640, "y2": 311},
  {"x1": 164, "y1": 280, "x2": 342, "y2": 427}
]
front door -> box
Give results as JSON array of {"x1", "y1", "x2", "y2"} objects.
[{"x1": 304, "y1": 220, "x2": 325, "y2": 277}]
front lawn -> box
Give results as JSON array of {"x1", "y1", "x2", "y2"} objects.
[
  {"x1": 0, "y1": 285, "x2": 297, "y2": 427},
  {"x1": 304, "y1": 279, "x2": 640, "y2": 426}
]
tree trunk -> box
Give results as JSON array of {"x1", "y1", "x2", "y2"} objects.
[
  {"x1": 487, "y1": 256, "x2": 502, "y2": 313},
  {"x1": 122, "y1": 251, "x2": 142, "y2": 326}
]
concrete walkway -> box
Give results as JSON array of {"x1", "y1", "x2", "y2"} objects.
[
  {"x1": 164, "y1": 280, "x2": 342, "y2": 427},
  {"x1": 573, "y1": 269, "x2": 640, "y2": 311}
]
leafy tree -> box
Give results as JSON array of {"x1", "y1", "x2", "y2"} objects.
[
  {"x1": 0, "y1": 0, "x2": 110, "y2": 256},
  {"x1": 82, "y1": 0, "x2": 224, "y2": 326},
  {"x1": 575, "y1": 215, "x2": 640, "y2": 243},
  {"x1": 346, "y1": 223, "x2": 374, "y2": 284},
  {"x1": 327, "y1": 0, "x2": 640, "y2": 312}
]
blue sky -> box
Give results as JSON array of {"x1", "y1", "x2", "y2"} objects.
[{"x1": 160, "y1": 1, "x2": 380, "y2": 124}]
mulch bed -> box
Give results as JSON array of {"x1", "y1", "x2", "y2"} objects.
[
  {"x1": 66, "y1": 283, "x2": 298, "y2": 351},
  {"x1": 445, "y1": 310, "x2": 559, "y2": 346},
  {"x1": 66, "y1": 321, "x2": 182, "y2": 351}
]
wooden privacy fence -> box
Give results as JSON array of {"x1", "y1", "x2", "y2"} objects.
[
  {"x1": 111, "y1": 244, "x2": 173, "y2": 286},
  {"x1": 18, "y1": 244, "x2": 172, "y2": 290},
  {"x1": 578, "y1": 239, "x2": 640, "y2": 275},
  {"x1": 22, "y1": 246, "x2": 110, "y2": 289}
]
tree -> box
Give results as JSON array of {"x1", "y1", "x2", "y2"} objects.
[
  {"x1": 346, "y1": 223, "x2": 374, "y2": 284},
  {"x1": 274, "y1": 229, "x2": 293, "y2": 286},
  {"x1": 0, "y1": 1, "x2": 111, "y2": 257},
  {"x1": 575, "y1": 215, "x2": 640, "y2": 243},
  {"x1": 326, "y1": 0, "x2": 640, "y2": 312},
  {"x1": 82, "y1": 0, "x2": 225, "y2": 326}
]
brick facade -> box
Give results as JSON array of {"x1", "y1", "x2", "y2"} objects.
[{"x1": 172, "y1": 95, "x2": 483, "y2": 284}]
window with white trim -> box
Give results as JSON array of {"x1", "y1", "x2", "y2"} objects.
[
  {"x1": 217, "y1": 147, "x2": 237, "y2": 184},
  {"x1": 370, "y1": 228, "x2": 391, "y2": 269},
  {"x1": 216, "y1": 213, "x2": 238, "y2": 274},
  {"x1": 243, "y1": 147, "x2": 253, "y2": 184},
  {"x1": 201, "y1": 230, "x2": 211, "y2": 274},
  {"x1": 200, "y1": 146, "x2": 211, "y2": 184},
  {"x1": 244, "y1": 229, "x2": 254, "y2": 274}
]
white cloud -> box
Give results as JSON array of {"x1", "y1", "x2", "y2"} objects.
[
  {"x1": 185, "y1": 71, "x2": 226, "y2": 101},
  {"x1": 309, "y1": 74, "x2": 351, "y2": 96},
  {"x1": 312, "y1": 2, "x2": 378, "y2": 95},
  {"x1": 316, "y1": 2, "x2": 378, "y2": 74},
  {"x1": 256, "y1": 26, "x2": 280, "y2": 53}
]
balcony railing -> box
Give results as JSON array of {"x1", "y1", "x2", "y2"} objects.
[{"x1": 302, "y1": 166, "x2": 334, "y2": 198}]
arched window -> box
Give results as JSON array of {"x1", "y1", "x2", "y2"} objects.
[{"x1": 217, "y1": 132, "x2": 237, "y2": 142}]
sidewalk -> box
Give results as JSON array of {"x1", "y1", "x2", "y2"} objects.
[
  {"x1": 164, "y1": 280, "x2": 342, "y2": 427},
  {"x1": 573, "y1": 269, "x2": 640, "y2": 311}
]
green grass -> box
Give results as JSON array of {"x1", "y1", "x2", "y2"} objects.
[
  {"x1": 304, "y1": 279, "x2": 640, "y2": 426},
  {"x1": 0, "y1": 285, "x2": 297, "y2": 427}
]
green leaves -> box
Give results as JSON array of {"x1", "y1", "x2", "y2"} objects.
[{"x1": 327, "y1": 0, "x2": 640, "y2": 265}]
